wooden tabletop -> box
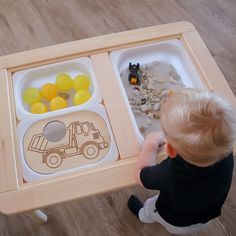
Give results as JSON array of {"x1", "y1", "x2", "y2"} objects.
[{"x1": 0, "y1": 1, "x2": 236, "y2": 236}]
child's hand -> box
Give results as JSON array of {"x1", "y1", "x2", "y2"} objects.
[
  {"x1": 145, "y1": 132, "x2": 166, "y2": 151},
  {"x1": 136, "y1": 132, "x2": 166, "y2": 184}
]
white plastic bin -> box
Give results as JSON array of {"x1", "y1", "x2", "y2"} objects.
[
  {"x1": 17, "y1": 104, "x2": 118, "y2": 182},
  {"x1": 13, "y1": 57, "x2": 102, "y2": 120},
  {"x1": 110, "y1": 39, "x2": 205, "y2": 144}
]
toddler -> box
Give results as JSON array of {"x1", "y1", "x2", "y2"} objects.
[{"x1": 128, "y1": 89, "x2": 236, "y2": 235}]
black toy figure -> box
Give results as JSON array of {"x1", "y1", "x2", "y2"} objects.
[{"x1": 128, "y1": 63, "x2": 141, "y2": 85}]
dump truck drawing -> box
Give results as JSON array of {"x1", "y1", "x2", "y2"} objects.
[{"x1": 28, "y1": 121, "x2": 109, "y2": 169}]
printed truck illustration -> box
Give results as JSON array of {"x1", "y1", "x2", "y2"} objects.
[{"x1": 28, "y1": 121, "x2": 109, "y2": 168}]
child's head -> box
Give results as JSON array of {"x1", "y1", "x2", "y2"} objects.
[{"x1": 160, "y1": 89, "x2": 236, "y2": 166}]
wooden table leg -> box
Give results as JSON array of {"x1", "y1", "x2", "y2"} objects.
[{"x1": 27, "y1": 210, "x2": 48, "y2": 224}]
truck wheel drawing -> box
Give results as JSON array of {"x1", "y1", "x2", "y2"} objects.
[
  {"x1": 44, "y1": 151, "x2": 63, "y2": 168},
  {"x1": 28, "y1": 121, "x2": 109, "y2": 169},
  {"x1": 80, "y1": 142, "x2": 100, "y2": 159}
]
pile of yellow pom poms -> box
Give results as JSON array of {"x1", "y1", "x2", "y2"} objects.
[{"x1": 22, "y1": 73, "x2": 91, "y2": 114}]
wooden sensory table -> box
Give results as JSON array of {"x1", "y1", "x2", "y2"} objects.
[{"x1": 0, "y1": 21, "x2": 235, "y2": 220}]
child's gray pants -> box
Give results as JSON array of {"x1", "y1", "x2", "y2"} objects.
[{"x1": 139, "y1": 195, "x2": 210, "y2": 235}]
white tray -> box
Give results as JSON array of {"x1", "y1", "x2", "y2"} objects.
[
  {"x1": 13, "y1": 57, "x2": 102, "y2": 120},
  {"x1": 110, "y1": 39, "x2": 205, "y2": 145},
  {"x1": 17, "y1": 104, "x2": 118, "y2": 182}
]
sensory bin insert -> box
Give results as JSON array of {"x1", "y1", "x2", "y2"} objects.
[
  {"x1": 13, "y1": 57, "x2": 101, "y2": 120},
  {"x1": 17, "y1": 105, "x2": 118, "y2": 182},
  {"x1": 110, "y1": 39, "x2": 205, "y2": 140}
]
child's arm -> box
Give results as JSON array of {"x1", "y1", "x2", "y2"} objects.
[{"x1": 135, "y1": 132, "x2": 165, "y2": 185}]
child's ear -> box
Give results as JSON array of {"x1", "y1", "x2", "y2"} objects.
[{"x1": 165, "y1": 143, "x2": 177, "y2": 158}]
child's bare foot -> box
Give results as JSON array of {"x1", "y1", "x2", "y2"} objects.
[{"x1": 127, "y1": 195, "x2": 143, "y2": 218}]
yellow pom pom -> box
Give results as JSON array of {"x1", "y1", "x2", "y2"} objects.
[
  {"x1": 73, "y1": 90, "x2": 91, "y2": 105},
  {"x1": 41, "y1": 83, "x2": 57, "y2": 101},
  {"x1": 23, "y1": 88, "x2": 41, "y2": 106},
  {"x1": 30, "y1": 102, "x2": 47, "y2": 114},
  {"x1": 50, "y1": 96, "x2": 68, "y2": 111},
  {"x1": 73, "y1": 74, "x2": 91, "y2": 91},
  {"x1": 56, "y1": 74, "x2": 73, "y2": 91}
]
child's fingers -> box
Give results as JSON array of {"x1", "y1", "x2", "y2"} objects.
[
  {"x1": 146, "y1": 131, "x2": 166, "y2": 144},
  {"x1": 145, "y1": 132, "x2": 166, "y2": 151},
  {"x1": 158, "y1": 141, "x2": 166, "y2": 147}
]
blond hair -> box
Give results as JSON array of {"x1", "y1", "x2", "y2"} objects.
[{"x1": 160, "y1": 89, "x2": 236, "y2": 166}]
